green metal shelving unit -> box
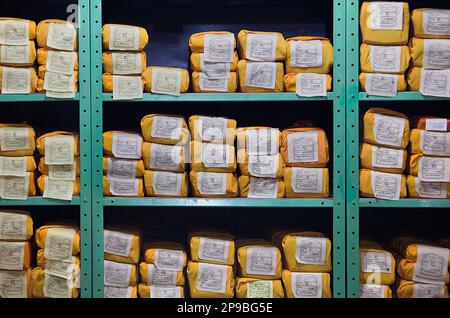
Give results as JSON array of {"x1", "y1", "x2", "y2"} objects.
[{"x1": 90, "y1": 0, "x2": 346, "y2": 298}]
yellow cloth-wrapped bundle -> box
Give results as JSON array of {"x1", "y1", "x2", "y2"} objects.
[
  {"x1": 189, "y1": 115, "x2": 236, "y2": 145},
  {"x1": 104, "y1": 285, "x2": 138, "y2": 298},
  {"x1": 191, "y1": 71, "x2": 238, "y2": 93},
  {"x1": 237, "y1": 240, "x2": 282, "y2": 280},
  {"x1": 102, "y1": 157, "x2": 145, "y2": 178},
  {"x1": 0, "y1": 241, "x2": 31, "y2": 270},
  {"x1": 406, "y1": 67, "x2": 423, "y2": 91},
  {"x1": 360, "y1": 284, "x2": 393, "y2": 298},
  {"x1": 284, "y1": 167, "x2": 329, "y2": 198},
  {"x1": 190, "y1": 51, "x2": 238, "y2": 72},
  {"x1": 0, "y1": 41, "x2": 36, "y2": 67},
  {"x1": 360, "y1": 245, "x2": 396, "y2": 285},
  {"x1": 238, "y1": 176, "x2": 285, "y2": 198},
  {"x1": 0, "y1": 124, "x2": 35, "y2": 157},
  {"x1": 285, "y1": 36, "x2": 333, "y2": 74},
  {"x1": 189, "y1": 31, "x2": 236, "y2": 53},
  {"x1": 187, "y1": 261, "x2": 235, "y2": 298},
  {"x1": 236, "y1": 127, "x2": 281, "y2": 154},
  {"x1": 0, "y1": 18, "x2": 36, "y2": 40},
  {"x1": 237, "y1": 150, "x2": 285, "y2": 178},
  {"x1": 359, "y1": 72, "x2": 407, "y2": 92},
  {"x1": 0, "y1": 268, "x2": 32, "y2": 298},
  {"x1": 360, "y1": 44, "x2": 410, "y2": 74},
  {"x1": 31, "y1": 267, "x2": 79, "y2": 298},
  {"x1": 138, "y1": 283, "x2": 184, "y2": 298},
  {"x1": 36, "y1": 249, "x2": 80, "y2": 268},
  {"x1": 37, "y1": 66, "x2": 79, "y2": 92},
  {"x1": 102, "y1": 24, "x2": 148, "y2": 51},
  {"x1": 39, "y1": 157, "x2": 80, "y2": 176},
  {"x1": 101, "y1": 73, "x2": 145, "y2": 92},
  {"x1": 37, "y1": 48, "x2": 79, "y2": 69},
  {"x1": 0, "y1": 210, "x2": 33, "y2": 241},
  {"x1": 143, "y1": 242, "x2": 187, "y2": 267},
  {"x1": 282, "y1": 270, "x2": 331, "y2": 298},
  {"x1": 396, "y1": 258, "x2": 449, "y2": 284},
  {"x1": 396, "y1": 279, "x2": 449, "y2": 298},
  {"x1": 139, "y1": 262, "x2": 185, "y2": 286},
  {"x1": 143, "y1": 170, "x2": 188, "y2": 197},
  {"x1": 414, "y1": 116, "x2": 450, "y2": 131},
  {"x1": 37, "y1": 176, "x2": 80, "y2": 196},
  {"x1": 36, "y1": 20, "x2": 77, "y2": 51},
  {"x1": 393, "y1": 239, "x2": 450, "y2": 266},
  {"x1": 142, "y1": 142, "x2": 186, "y2": 172},
  {"x1": 104, "y1": 228, "x2": 141, "y2": 264},
  {"x1": 190, "y1": 141, "x2": 236, "y2": 173},
  {"x1": 284, "y1": 73, "x2": 332, "y2": 92},
  {"x1": 0, "y1": 66, "x2": 38, "y2": 93},
  {"x1": 237, "y1": 60, "x2": 284, "y2": 92},
  {"x1": 102, "y1": 131, "x2": 142, "y2": 159},
  {"x1": 360, "y1": 143, "x2": 407, "y2": 173},
  {"x1": 410, "y1": 129, "x2": 450, "y2": 157},
  {"x1": 235, "y1": 278, "x2": 285, "y2": 298},
  {"x1": 36, "y1": 131, "x2": 79, "y2": 157},
  {"x1": 0, "y1": 171, "x2": 36, "y2": 196},
  {"x1": 360, "y1": 2, "x2": 410, "y2": 45},
  {"x1": 0, "y1": 156, "x2": 36, "y2": 174},
  {"x1": 102, "y1": 176, "x2": 145, "y2": 197},
  {"x1": 102, "y1": 51, "x2": 146, "y2": 75},
  {"x1": 142, "y1": 66, "x2": 190, "y2": 93},
  {"x1": 409, "y1": 37, "x2": 450, "y2": 69},
  {"x1": 237, "y1": 30, "x2": 286, "y2": 61},
  {"x1": 408, "y1": 154, "x2": 450, "y2": 183},
  {"x1": 104, "y1": 260, "x2": 138, "y2": 286},
  {"x1": 406, "y1": 175, "x2": 450, "y2": 199},
  {"x1": 140, "y1": 114, "x2": 190, "y2": 145},
  {"x1": 35, "y1": 225, "x2": 80, "y2": 255},
  {"x1": 359, "y1": 169, "x2": 407, "y2": 198},
  {"x1": 189, "y1": 171, "x2": 238, "y2": 198},
  {"x1": 411, "y1": 9, "x2": 450, "y2": 39},
  {"x1": 190, "y1": 232, "x2": 235, "y2": 266}
]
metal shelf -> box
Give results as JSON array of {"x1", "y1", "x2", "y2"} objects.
[
  {"x1": 359, "y1": 198, "x2": 450, "y2": 208},
  {"x1": 359, "y1": 92, "x2": 450, "y2": 101},
  {"x1": 0, "y1": 197, "x2": 81, "y2": 206},
  {"x1": 0, "y1": 93, "x2": 80, "y2": 102}
]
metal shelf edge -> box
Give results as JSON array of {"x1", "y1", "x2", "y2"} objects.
[
  {"x1": 359, "y1": 198, "x2": 450, "y2": 208},
  {"x1": 0, "y1": 93, "x2": 80, "y2": 102},
  {"x1": 0, "y1": 196, "x2": 81, "y2": 206},
  {"x1": 359, "y1": 92, "x2": 450, "y2": 101}
]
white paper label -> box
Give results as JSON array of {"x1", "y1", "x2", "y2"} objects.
[
  {"x1": 44, "y1": 135, "x2": 75, "y2": 165},
  {"x1": 413, "y1": 284, "x2": 446, "y2": 298},
  {"x1": 290, "y1": 40, "x2": 323, "y2": 68},
  {"x1": 112, "y1": 52, "x2": 142, "y2": 75},
  {"x1": 0, "y1": 270, "x2": 28, "y2": 298},
  {"x1": 248, "y1": 154, "x2": 278, "y2": 178},
  {"x1": 420, "y1": 131, "x2": 450, "y2": 156},
  {"x1": 197, "y1": 116, "x2": 228, "y2": 143},
  {"x1": 107, "y1": 158, "x2": 137, "y2": 180},
  {"x1": 148, "y1": 263, "x2": 177, "y2": 286},
  {"x1": 291, "y1": 272, "x2": 323, "y2": 298},
  {"x1": 0, "y1": 174, "x2": 29, "y2": 200},
  {"x1": 245, "y1": 62, "x2": 277, "y2": 89},
  {"x1": 365, "y1": 73, "x2": 398, "y2": 97},
  {"x1": 43, "y1": 177, "x2": 74, "y2": 201},
  {"x1": 419, "y1": 69, "x2": 450, "y2": 98},
  {"x1": 426, "y1": 118, "x2": 448, "y2": 132},
  {"x1": 0, "y1": 127, "x2": 29, "y2": 151},
  {"x1": 0, "y1": 45, "x2": 29, "y2": 64},
  {"x1": 48, "y1": 162, "x2": 76, "y2": 181},
  {"x1": 201, "y1": 143, "x2": 230, "y2": 168},
  {"x1": 246, "y1": 247, "x2": 277, "y2": 276},
  {"x1": 248, "y1": 177, "x2": 278, "y2": 198},
  {"x1": 247, "y1": 280, "x2": 274, "y2": 298},
  {"x1": 46, "y1": 23, "x2": 76, "y2": 51},
  {"x1": 199, "y1": 73, "x2": 229, "y2": 92},
  {"x1": 369, "y1": 45, "x2": 401, "y2": 73},
  {"x1": 45, "y1": 258, "x2": 77, "y2": 279},
  {"x1": 418, "y1": 157, "x2": 450, "y2": 182},
  {"x1": 369, "y1": 2, "x2": 404, "y2": 30},
  {"x1": 361, "y1": 251, "x2": 392, "y2": 273},
  {"x1": 109, "y1": 25, "x2": 139, "y2": 51},
  {"x1": 109, "y1": 179, "x2": 139, "y2": 196},
  {"x1": 287, "y1": 131, "x2": 319, "y2": 163},
  {"x1": 104, "y1": 260, "x2": 132, "y2": 287},
  {"x1": 104, "y1": 285, "x2": 133, "y2": 298},
  {"x1": 46, "y1": 51, "x2": 76, "y2": 76},
  {"x1": 151, "y1": 68, "x2": 181, "y2": 96},
  {"x1": 150, "y1": 116, "x2": 183, "y2": 141},
  {"x1": 197, "y1": 262, "x2": 228, "y2": 294},
  {"x1": 104, "y1": 230, "x2": 132, "y2": 257},
  {"x1": 154, "y1": 249, "x2": 184, "y2": 271},
  {"x1": 197, "y1": 172, "x2": 227, "y2": 195},
  {"x1": 150, "y1": 286, "x2": 182, "y2": 298},
  {"x1": 360, "y1": 284, "x2": 385, "y2": 298},
  {"x1": 0, "y1": 212, "x2": 27, "y2": 240},
  {"x1": 112, "y1": 132, "x2": 142, "y2": 159},
  {"x1": 198, "y1": 237, "x2": 231, "y2": 263},
  {"x1": 112, "y1": 75, "x2": 143, "y2": 100},
  {"x1": 414, "y1": 245, "x2": 449, "y2": 284},
  {"x1": 0, "y1": 156, "x2": 26, "y2": 177},
  {"x1": 44, "y1": 228, "x2": 75, "y2": 261},
  {"x1": 152, "y1": 171, "x2": 182, "y2": 196},
  {"x1": 371, "y1": 171, "x2": 402, "y2": 200},
  {"x1": 0, "y1": 242, "x2": 25, "y2": 270},
  {"x1": 204, "y1": 33, "x2": 234, "y2": 63},
  {"x1": 43, "y1": 273, "x2": 72, "y2": 298},
  {"x1": 295, "y1": 237, "x2": 327, "y2": 265},
  {"x1": 45, "y1": 91, "x2": 76, "y2": 99},
  {"x1": 415, "y1": 177, "x2": 447, "y2": 199},
  {"x1": 373, "y1": 113, "x2": 405, "y2": 148},
  {"x1": 246, "y1": 128, "x2": 278, "y2": 156},
  {"x1": 295, "y1": 73, "x2": 327, "y2": 97},
  {"x1": 371, "y1": 145, "x2": 404, "y2": 169},
  {"x1": 246, "y1": 33, "x2": 277, "y2": 61},
  {"x1": 150, "y1": 143, "x2": 182, "y2": 171},
  {"x1": 423, "y1": 9, "x2": 450, "y2": 36},
  {"x1": 0, "y1": 20, "x2": 29, "y2": 45},
  {"x1": 200, "y1": 54, "x2": 231, "y2": 78},
  {"x1": 423, "y1": 40, "x2": 450, "y2": 70},
  {"x1": 291, "y1": 167, "x2": 324, "y2": 194},
  {"x1": 1, "y1": 66, "x2": 31, "y2": 94}
]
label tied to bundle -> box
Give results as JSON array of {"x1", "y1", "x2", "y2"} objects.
[
  {"x1": 418, "y1": 157, "x2": 450, "y2": 182},
  {"x1": 151, "y1": 68, "x2": 182, "y2": 96},
  {"x1": 423, "y1": 40, "x2": 450, "y2": 70},
  {"x1": 291, "y1": 272, "x2": 322, "y2": 298},
  {"x1": 0, "y1": 20, "x2": 29, "y2": 45},
  {"x1": 197, "y1": 172, "x2": 227, "y2": 195},
  {"x1": 48, "y1": 161, "x2": 76, "y2": 181},
  {"x1": 245, "y1": 62, "x2": 277, "y2": 89},
  {"x1": 104, "y1": 286, "x2": 133, "y2": 298},
  {"x1": 295, "y1": 73, "x2": 327, "y2": 97},
  {"x1": 45, "y1": 257, "x2": 77, "y2": 279},
  {"x1": 43, "y1": 273, "x2": 73, "y2": 298},
  {"x1": 112, "y1": 75, "x2": 143, "y2": 100},
  {"x1": 112, "y1": 132, "x2": 142, "y2": 159},
  {"x1": 420, "y1": 131, "x2": 450, "y2": 157},
  {"x1": 44, "y1": 71, "x2": 75, "y2": 93},
  {"x1": 200, "y1": 54, "x2": 231, "y2": 79},
  {"x1": 248, "y1": 154, "x2": 278, "y2": 178},
  {"x1": 1, "y1": 66, "x2": 31, "y2": 94},
  {"x1": 197, "y1": 116, "x2": 227, "y2": 143},
  {"x1": 419, "y1": 69, "x2": 450, "y2": 98},
  {"x1": 150, "y1": 115, "x2": 183, "y2": 141},
  {"x1": 295, "y1": 237, "x2": 327, "y2": 265},
  {"x1": 46, "y1": 51, "x2": 77, "y2": 76},
  {"x1": 372, "y1": 145, "x2": 403, "y2": 169},
  {"x1": 248, "y1": 177, "x2": 278, "y2": 199},
  {"x1": 109, "y1": 179, "x2": 139, "y2": 196},
  {"x1": 148, "y1": 263, "x2": 177, "y2": 286},
  {"x1": 423, "y1": 9, "x2": 450, "y2": 36},
  {"x1": 150, "y1": 143, "x2": 182, "y2": 171},
  {"x1": 197, "y1": 262, "x2": 228, "y2": 294},
  {"x1": 369, "y1": 2, "x2": 404, "y2": 30},
  {"x1": 107, "y1": 158, "x2": 137, "y2": 180},
  {"x1": 413, "y1": 283, "x2": 445, "y2": 298},
  {"x1": 204, "y1": 33, "x2": 234, "y2": 63},
  {"x1": 201, "y1": 143, "x2": 230, "y2": 168},
  {"x1": 44, "y1": 228, "x2": 75, "y2": 261},
  {"x1": 154, "y1": 249, "x2": 184, "y2": 271},
  {"x1": 104, "y1": 230, "x2": 132, "y2": 257},
  {"x1": 43, "y1": 177, "x2": 74, "y2": 201},
  {"x1": 246, "y1": 247, "x2": 277, "y2": 276},
  {"x1": 369, "y1": 45, "x2": 401, "y2": 73},
  {"x1": 199, "y1": 73, "x2": 229, "y2": 92},
  {"x1": 247, "y1": 280, "x2": 274, "y2": 298},
  {"x1": 0, "y1": 127, "x2": 29, "y2": 151},
  {"x1": 0, "y1": 44, "x2": 30, "y2": 64},
  {"x1": 0, "y1": 242, "x2": 25, "y2": 270},
  {"x1": 426, "y1": 118, "x2": 448, "y2": 132},
  {"x1": 109, "y1": 25, "x2": 139, "y2": 51},
  {"x1": 287, "y1": 131, "x2": 319, "y2": 163},
  {"x1": 150, "y1": 286, "x2": 181, "y2": 298},
  {"x1": 45, "y1": 91, "x2": 76, "y2": 99},
  {"x1": 360, "y1": 284, "x2": 385, "y2": 298},
  {"x1": 47, "y1": 23, "x2": 76, "y2": 51},
  {"x1": 415, "y1": 178, "x2": 447, "y2": 199},
  {"x1": 0, "y1": 174, "x2": 30, "y2": 200},
  {"x1": 0, "y1": 212, "x2": 27, "y2": 240},
  {"x1": 371, "y1": 171, "x2": 402, "y2": 200},
  {"x1": 0, "y1": 270, "x2": 28, "y2": 298},
  {"x1": 246, "y1": 129, "x2": 278, "y2": 156},
  {"x1": 291, "y1": 40, "x2": 323, "y2": 68},
  {"x1": 104, "y1": 260, "x2": 132, "y2": 287},
  {"x1": 365, "y1": 73, "x2": 398, "y2": 97},
  {"x1": 152, "y1": 171, "x2": 182, "y2": 196},
  {"x1": 373, "y1": 113, "x2": 405, "y2": 148},
  {"x1": 361, "y1": 251, "x2": 392, "y2": 273},
  {"x1": 112, "y1": 52, "x2": 142, "y2": 75},
  {"x1": 246, "y1": 33, "x2": 277, "y2": 61},
  {"x1": 198, "y1": 237, "x2": 230, "y2": 263},
  {"x1": 291, "y1": 168, "x2": 324, "y2": 194},
  {"x1": 0, "y1": 156, "x2": 26, "y2": 177},
  {"x1": 45, "y1": 135, "x2": 75, "y2": 165},
  {"x1": 414, "y1": 245, "x2": 449, "y2": 284}
]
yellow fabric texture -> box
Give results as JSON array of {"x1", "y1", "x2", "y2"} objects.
[
  {"x1": 0, "y1": 18, "x2": 36, "y2": 39},
  {"x1": 412, "y1": 9, "x2": 450, "y2": 39},
  {"x1": 140, "y1": 114, "x2": 190, "y2": 145},
  {"x1": 102, "y1": 51, "x2": 146, "y2": 75},
  {"x1": 235, "y1": 278, "x2": 285, "y2": 298},
  {"x1": 395, "y1": 279, "x2": 449, "y2": 298},
  {"x1": 360, "y1": 44, "x2": 411, "y2": 74},
  {"x1": 190, "y1": 141, "x2": 236, "y2": 172},
  {"x1": 190, "y1": 232, "x2": 235, "y2": 265},
  {"x1": 359, "y1": 169, "x2": 407, "y2": 198},
  {"x1": 237, "y1": 150, "x2": 285, "y2": 178},
  {"x1": 36, "y1": 20, "x2": 78, "y2": 51},
  {"x1": 36, "y1": 131, "x2": 80, "y2": 156},
  {"x1": 406, "y1": 175, "x2": 450, "y2": 198},
  {"x1": 36, "y1": 48, "x2": 79, "y2": 69},
  {"x1": 359, "y1": 2, "x2": 410, "y2": 45},
  {"x1": 0, "y1": 41, "x2": 36, "y2": 66},
  {"x1": 187, "y1": 261, "x2": 235, "y2": 298},
  {"x1": 410, "y1": 128, "x2": 450, "y2": 156},
  {"x1": 237, "y1": 30, "x2": 286, "y2": 61},
  {"x1": 138, "y1": 283, "x2": 184, "y2": 298},
  {"x1": 237, "y1": 240, "x2": 282, "y2": 280},
  {"x1": 0, "y1": 124, "x2": 35, "y2": 156},
  {"x1": 102, "y1": 157, "x2": 145, "y2": 177},
  {"x1": 409, "y1": 154, "x2": 430, "y2": 176},
  {"x1": 394, "y1": 241, "x2": 450, "y2": 266},
  {"x1": 359, "y1": 72, "x2": 407, "y2": 92},
  {"x1": 189, "y1": 31, "x2": 236, "y2": 53},
  {"x1": 142, "y1": 66, "x2": 190, "y2": 93},
  {"x1": 236, "y1": 127, "x2": 281, "y2": 152},
  {"x1": 191, "y1": 71, "x2": 238, "y2": 93},
  {"x1": 238, "y1": 176, "x2": 285, "y2": 198},
  {"x1": 189, "y1": 171, "x2": 238, "y2": 198},
  {"x1": 0, "y1": 210, "x2": 33, "y2": 241},
  {"x1": 282, "y1": 270, "x2": 332, "y2": 298},
  {"x1": 102, "y1": 24, "x2": 149, "y2": 51},
  {"x1": 284, "y1": 73, "x2": 332, "y2": 92},
  {"x1": 0, "y1": 66, "x2": 38, "y2": 93},
  {"x1": 35, "y1": 225, "x2": 80, "y2": 255},
  {"x1": 31, "y1": 267, "x2": 79, "y2": 298},
  {"x1": 409, "y1": 37, "x2": 440, "y2": 68},
  {"x1": 38, "y1": 157, "x2": 80, "y2": 176},
  {"x1": 0, "y1": 268, "x2": 32, "y2": 298},
  {"x1": 280, "y1": 127, "x2": 329, "y2": 167},
  {"x1": 139, "y1": 262, "x2": 185, "y2": 285},
  {"x1": 143, "y1": 170, "x2": 188, "y2": 197},
  {"x1": 414, "y1": 116, "x2": 450, "y2": 131},
  {"x1": 363, "y1": 108, "x2": 410, "y2": 149},
  {"x1": 359, "y1": 143, "x2": 407, "y2": 173},
  {"x1": 36, "y1": 249, "x2": 80, "y2": 268},
  {"x1": 189, "y1": 115, "x2": 237, "y2": 145},
  {"x1": 360, "y1": 246, "x2": 396, "y2": 285},
  {"x1": 406, "y1": 67, "x2": 423, "y2": 91},
  {"x1": 190, "y1": 51, "x2": 238, "y2": 72},
  {"x1": 104, "y1": 228, "x2": 141, "y2": 264},
  {"x1": 237, "y1": 60, "x2": 284, "y2": 93},
  {"x1": 285, "y1": 36, "x2": 333, "y2": 74},
  {"x1": 396, "y1": 258, "x2": 449, "y2": 284},
  {"x1": 0, "y1": 241, "x2": 31, "y2": 270},
  {"x1": 143, "y1": 242, "x2": 187, "y2": 266},
  {"x1": 284, "y1": 167, "x2": 329, "y2": 198},
  {"x1": 102, "y1": 73, "x2": 145, "y2": 92},
  {"x1": 37, "y1": 176, "x2": 80, "y2": 196},
  {"x1": 102, "y1": 176, "x2": 145, "y2": 197},
  {"x1": 102, "y1": 131, "x2": 142, "y2": 157},
  {"x1": 142, "y1": 142, "x2": 186, "y2": 171}
]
